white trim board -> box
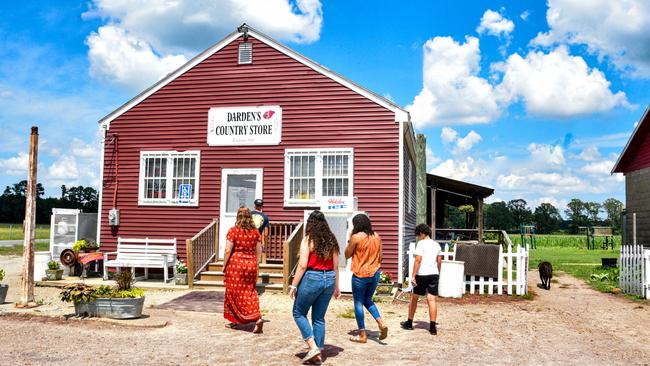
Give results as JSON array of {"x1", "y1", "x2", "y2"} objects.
[{"x1": 98, "y1": 25, "x2": 410, "y2": 129}]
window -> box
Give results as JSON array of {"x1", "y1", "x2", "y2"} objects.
[
  {"x1": 139, "y1": 151, "x2": 200, "y2": 206},
  {"x1": 284, "y1": 148, "x2": 353, "y2": 206}
]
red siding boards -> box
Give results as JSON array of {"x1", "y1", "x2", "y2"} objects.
[{"x1": 100, "y1": 35, "x2": 404, "y2": 274}]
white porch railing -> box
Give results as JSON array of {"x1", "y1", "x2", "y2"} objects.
[
  {"x1": 408, "y1": 232, "x2": 529, "y2": 296},
  {"x1": 620, "y1": 244, "x2": 650, "y2": 298}
]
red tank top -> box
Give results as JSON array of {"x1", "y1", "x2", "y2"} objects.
[{"x1": 307, "y1": 251, "x2": 334, "y2": 270}]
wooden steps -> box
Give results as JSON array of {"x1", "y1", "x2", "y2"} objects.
[{"x1": 195, "y1": 261, "x2": 285, "y2": 291}]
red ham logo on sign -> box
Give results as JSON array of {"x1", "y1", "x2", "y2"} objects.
[{"x1": 263, "y1": 110, "x2": 275, "y2": 119}]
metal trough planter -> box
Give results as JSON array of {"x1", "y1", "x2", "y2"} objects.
[
  {"x1": 0, "y1": 284, "x2": 8, "y2": 304},
  {"x1": 75, "y1": 297, "x2": 145, "y2": 319}
]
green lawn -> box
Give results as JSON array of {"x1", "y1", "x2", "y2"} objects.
[
  {"x1": 0, "y1": 223, "x2": 50, "y2": 240},
  {"x1": 512, "y1": 234, "x2": 621, "y2": 248},
  {"x1": 529, "y1": 247, "x2": 620, "y2": 293},
  {"x1": 0, "y1": 242, "x2": 50, "y2": 256}
]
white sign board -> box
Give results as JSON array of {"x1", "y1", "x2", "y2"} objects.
[
  {"x1": 320, "y1": 197, "x2": 354, "y2": 212},
  {"x1": 207, "y1": 105, "x2": 282, "y2": 146}
]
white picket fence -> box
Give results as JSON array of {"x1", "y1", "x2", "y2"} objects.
[
  {"x1": 408, "y1": 234, "x2": 529, "y2": 296},
  {"x1": 619, "y1": 244, "x2": 650, "y2": 298}
]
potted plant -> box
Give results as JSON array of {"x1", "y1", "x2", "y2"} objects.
[
  {"x1": 375, "y1": 271, "x2": 395, "y2": 295},
  {"x1": 45, "y1": 260, "x2": 64, "y2": 280},
  {"x1": 175, "y1": 260, "x2": 188, "y2": 285},
  {"x1": 0, "y1": 268, "x2": 8, "y2": 304},
  {"x1": 60, "y1": 270, "x2": 145, "y2": 319},
  {"x1": 72, "y1": 238, "x2": 99, "y2": 253}
]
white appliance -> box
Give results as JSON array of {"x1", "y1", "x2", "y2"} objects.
[{"x1": 303, "y1": 209, "x2": 366, "y2": 293}]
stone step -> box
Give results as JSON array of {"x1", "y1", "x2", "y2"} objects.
[
  {"x1": 207, "y1": 262, "x2": 284, "y2": 274},
  {"x1": 193, "y1": 281, "x2": 284, "y2": 292},
  {"x1": 199, "y1": 271, "x2": 284, "y2": 284}
]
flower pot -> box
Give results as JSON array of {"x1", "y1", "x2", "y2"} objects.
[
  {"x1": 75, "y1": 297, "x2": 145, "y2": 319},
  {"x1": 45, "y1": 269, "x2": 64, "y2": 281},
  {"x1": 375, "y1": 283, "x2": 394, "y2": 296},
  {"x1": 0, "y1": 284, "x2": 8, "y2": 304},
  {"x1": 175, "y1": 273, "x2": 188, "y2": 285}
]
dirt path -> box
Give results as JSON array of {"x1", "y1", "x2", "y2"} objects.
[{"x1": 1, "y1": 255, "x2": 649, "y2": 365}]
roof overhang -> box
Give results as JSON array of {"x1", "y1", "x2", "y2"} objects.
[
  {"x1": 99, "y1": 24, "x2": 410, "y2": 129},
  {"x1": 611, "y1": 104, "x2": 650, "y2": 174},
  {"x1": 427, "y1": 174, "x2": 494, "y2": 200}
]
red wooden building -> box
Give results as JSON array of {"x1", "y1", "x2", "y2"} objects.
[
  {"x1": 97, "y1": 24, "x2": 416, "y2": 287},
  {"x1": 612, "y1": 105, "x2": 650, "y2": 246}
]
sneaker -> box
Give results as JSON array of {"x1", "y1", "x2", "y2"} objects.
[
  {"x1": 302, "y1": 347, "x2": 321, "y2": 364},
  {"x1": 400, "y1": 321, "x2": 413, "y2": 330},
  {"x1": 429, "y1": 323, "x2": 437, "y2": 335}
]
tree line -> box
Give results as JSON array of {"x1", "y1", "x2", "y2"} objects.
[
  {"x1": 0, "y1": 180, "x2": 99, "y2": 224},
  {"x1": 484, "y1": 198, "x2": 624, "y2": 234}
]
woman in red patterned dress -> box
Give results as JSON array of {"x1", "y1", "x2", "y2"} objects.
[{"x1": 222, "y1": 207, "x2": 264, "y2": 333}]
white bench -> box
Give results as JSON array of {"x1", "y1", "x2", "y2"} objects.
[{"x1": 103, "y1": 237, "x2": 177, "y2": 283}]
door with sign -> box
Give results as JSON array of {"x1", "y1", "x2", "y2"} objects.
[{"x1": 219, "y1": 169, "x2": 263, "y2": 258}]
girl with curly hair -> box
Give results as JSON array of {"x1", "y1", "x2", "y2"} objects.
[
  {"x1": 223, "y1": 206, "x2": 264, "y2": 333},
  {"x1": 289, "y1": 210, "x2": 341, "y2": 363}
]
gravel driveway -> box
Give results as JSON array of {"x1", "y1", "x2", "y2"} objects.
[{"x1": 1, "y1": 255, "x2": 649, "y2": 365}]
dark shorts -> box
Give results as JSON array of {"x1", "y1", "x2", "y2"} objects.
[{"x1": 413, "y1": 274, "x2": 439, "y2": 296}]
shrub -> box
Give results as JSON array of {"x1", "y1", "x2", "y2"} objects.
[
  {"x1": 0, "y1": 268, "x2": 4, "y2": 282},
  {"x1": 59, "y1": 283, "x2": 98, "y2": 304},
  {"x1": 72, "y1": 239, "x2": 98, "y2": 252},
  {"x1": 379, "y1": 271, "x2": 394, "y2": 284},
  {"x1": 175, "y1": 260, "x2": 188, "y2": 274},
  {"x1": 113, "y1": 288, "x2": 145, "y2": 298},
  {"x1": 47, "y1": 260, "x2": 60, "y2": 270},
  {"x1": 115, "y1": 270, "x2": 133, "y2": 291}
]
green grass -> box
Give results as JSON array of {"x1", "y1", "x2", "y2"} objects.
[
  {"x1": 529, "y1": 247, "x2": 620, "y2": 293},
  {"x1": 512, "y1": 234, "x2": 621, "y2": 249},
  {"x1": 0, "y1": 223, "x2": 50, "y2": 240},
  {"x1": 0, "y1": 242, "x2": 50, "y2": 256}
]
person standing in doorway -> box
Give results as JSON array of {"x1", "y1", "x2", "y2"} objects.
[
  {"x1": 222, "y1": 207, "x2": 264, "y2": 333},
  {"x1": 400, "y1": 223, "x2": 442, "y2": 335},
  {"x1": 345, "y1": 213, "x2": 388, "y2": 343},
  {"x1": 251, "y1": 198, "x2": 270, "y2": 263},
  {"x1": 289, "y1": 210, "x2": 341, "y2": 364}
]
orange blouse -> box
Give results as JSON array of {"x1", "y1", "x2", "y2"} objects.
[{"x1": 350, "y1": 232, "x2": 382, "y2": 278}]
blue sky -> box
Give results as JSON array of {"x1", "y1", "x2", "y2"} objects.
[{"x1": 1, "y1": 0, "x2": 649, "y2": 214}]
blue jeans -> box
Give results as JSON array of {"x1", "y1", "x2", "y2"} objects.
[
  {"x1": 293, "y1": 270, "x2": 336, "y2": 349},
  {"x1": 351, "y1": 271, "x2": 381, "y2": 330}
]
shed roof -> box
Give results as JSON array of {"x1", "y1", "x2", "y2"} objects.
[
  {"x1": 427, "y1": 174, "x2": 494, "y2": 200},
  {"x1": 98, "y1": 24, "x2": 410, "y2": 128},
  {"x1": 612, "y1": 105, "x2": 650, "y2": 173}
]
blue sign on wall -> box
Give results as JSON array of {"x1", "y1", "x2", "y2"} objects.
[{"x1": 179, "y1": 183, "x2": 192, "y2": 203}]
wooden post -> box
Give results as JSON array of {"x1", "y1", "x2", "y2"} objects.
[
  {"x1": 430, "y1": 188, "x2": 437, "y2": 238},
  {"x1": 477, "y1": 198, "x2": 484, "y2": 244},
  {"x1": 415, "y1": 134, "x2": 427, "y2": 226},
  {"x1": 186, "y1": 239, "x2": 194, "y2": 289},
  {"x1": 213, "y1": 218, "x2": 219, "y2": 261},
  {"x1": 17, "y1": 126, "x2": 38, "y2": 308}
]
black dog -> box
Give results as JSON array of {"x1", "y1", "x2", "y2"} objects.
[{"x1": 538, "y1": 261, "x2": 553, "y2": 290}]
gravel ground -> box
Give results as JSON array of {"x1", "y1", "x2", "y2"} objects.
[{"x1": 1, "y1": 255, "x2": 649, "y2": 365}]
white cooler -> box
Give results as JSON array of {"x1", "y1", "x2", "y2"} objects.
[
  {"x1": 438, "y1": 260, "x2": 465, "y2": 298},
  {"x1": 34, "y1": 251, "x2": 51, "y2": 281}
]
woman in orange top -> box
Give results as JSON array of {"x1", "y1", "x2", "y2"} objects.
[
  {"x1": 222, "y1": 207, "x2": 264, "y2": 333},
  {"x1": 344, "y1": 213, "x2": 388, "y2": 343}
]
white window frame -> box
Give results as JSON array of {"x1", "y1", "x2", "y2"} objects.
[
  {"x1": 284, "y1": 148, "x2": 354, "y2": 207},
  {"x1": 138, "y1": 150, "x2": 201, "y2": 206}
]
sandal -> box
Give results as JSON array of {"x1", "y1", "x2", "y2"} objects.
[
  {"x1": 225, "y1": 322, "x2": 239, "y2": 329},
  {"x1": 349, "y1": 334, "x2": 367, "y2": 343},
  {"x1": 253, "y1": 319, "x2": 264, "y2": 334},
  {"x1": 378, "y1": 325, "x2": 388, "y2": 340}
]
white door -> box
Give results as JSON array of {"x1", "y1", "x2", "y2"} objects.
[{"x1": 219, "y1": 168, "x2": 263, "y2": 258}]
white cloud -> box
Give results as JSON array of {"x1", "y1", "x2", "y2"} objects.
[
  {"x1": 71, "y1": 138, "x2": 99, "y2": 159},
  {"x1": 533, "y1": 0, "x2": 650, "y2": 78},
  {"x1": 407, "y1": 36, "x2": 501, "y2": 127},
  {"x1": 581, "y1": 160, "x2": 616, "y2": 175},
  {"x1": 528, "y1": 143, "x2": 565, "y2": 167},
  {"x1": 425, "y1": 146, "x2": 441, "y2": 169},
  {"x1": 575, "y1": 145, "x2": 600, "y2": 161},
  {"x1": 530, "y1": 196, "x2": 568, "y2": 211},
  {"x1": 454, "y1": 130, "x2": 482, "y2": 155},
  {"x1": 430, "y1": 156, "x2": 491, "y2": 185},
  {"x1": 477, "y1": 9, "x2": 514, "y2": 38},
  {"x1": 497, "y1": 46, "x2": 630, "y2": 117},
  {"x1": 0, "y1": 152, "x2": 29, "y2": 175},
  {"x1": 497, "y1": 172, "x2": 586, "y2": 195},
  {"x1": 87, "y1": 25, "x2": 188, "y2": 92},
  {"x1": 85, "y1": 0, "x2": 323, "y2": 90},
  {"x1": 520, "y1": 10, "x2": 530, "y2": 21},
  {"x1": 48, "y1": 155, "x2": 79, "y2": 180},
  {"x1": 441, "y1": 127, "x2": 459, "y2": 144}
]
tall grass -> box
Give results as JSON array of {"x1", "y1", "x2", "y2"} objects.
[
  {"x1": 511, "y1": 234, "x2": 621, "y2": 249},
  {"x1": 0, "y1": 223, "x2": 50, "y2": 240}
]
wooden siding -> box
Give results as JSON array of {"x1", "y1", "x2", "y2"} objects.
[
  {"x1": 402, "y1": 140, "x2": 417, "y2": 278},
  {"x1": 99, "y1": 35, "x2": 401, "y2": 274},
  {"x1": 624, "y1": 167, "x2": 650, "y2": 247}
]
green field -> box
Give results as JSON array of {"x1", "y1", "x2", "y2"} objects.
[
  {"x1": 0, "y1": 242, "x2": 50, "y2": 256},
  {"x1": 0, "y1": 223, "x2": 50, "y2": 240},
  {"x1": 511, "y1": 233, "x2": 621, "y2": 249},
  {"x1": 529, "y1": 247, "x2": 621, "y2": 294}
]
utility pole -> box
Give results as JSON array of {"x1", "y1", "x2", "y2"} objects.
[{"x1": 17, "y1": 126, "x2": 38, "y2": 308}]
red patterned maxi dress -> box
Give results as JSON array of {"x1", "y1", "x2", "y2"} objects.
[{"x1": 223, "y1": 226, "x2": 262, "y2": 324}]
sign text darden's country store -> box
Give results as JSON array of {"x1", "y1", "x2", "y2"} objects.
[{"x1": 207, "y1": 105, "x2": 282, "y2": 146}]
